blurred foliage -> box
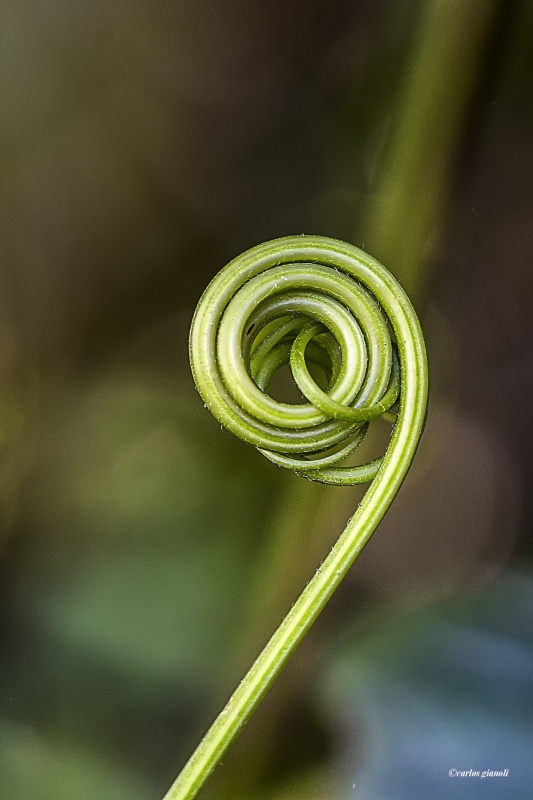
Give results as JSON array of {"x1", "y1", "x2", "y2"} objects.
[
  {"x1": 1, "y1": 0, "x2": 533, "y2": 798},
  {"x1": 325, "y1": 572, "x2": 533, "y2": 799},
  {"x1": 0, "y1": 719, "x2": 151, "y2": 800},
  {"x1": 364, "y1": 0, "x2": 500, "y2": 301},
  {"x1": 21, "y1": 375, "x2": 278, "y2": 692}
]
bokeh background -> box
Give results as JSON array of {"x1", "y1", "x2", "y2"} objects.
[{"x1": 1, "y1": 1, "x2": 533, "y2": 798}]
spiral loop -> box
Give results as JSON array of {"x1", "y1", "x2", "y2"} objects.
[
  {"x1": 171, "y1": 236, "x2": 428, "y2": 800},
  {"x1": 189, "y1": 235, "x2": 425, "y2": 486}
]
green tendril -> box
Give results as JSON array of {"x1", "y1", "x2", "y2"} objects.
[{"x1": 164, "y1": 235, "x2": 428, "y2": 800}]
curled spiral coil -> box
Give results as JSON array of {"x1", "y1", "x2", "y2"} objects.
[
  {"x1": 170, "y1": 235, "x2": 428, "y2": 800},
  {"x1": 190, "y1": 235, "x2": 424, "y2": 486}
]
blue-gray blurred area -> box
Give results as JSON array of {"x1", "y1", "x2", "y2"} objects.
[
  {"x1": 0, "y1": 1, "x2": 533, "y2": 798},
  {"x1": 325, "y1": 572, "x2": 533, "y2": 799}
]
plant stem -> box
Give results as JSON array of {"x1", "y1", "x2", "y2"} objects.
[
  {"x1": 164, "y1": 236, "x2": 428, "y2": 799},
  {"x1": 364, "y1": 0, "x2": 501, "y2": 302}
]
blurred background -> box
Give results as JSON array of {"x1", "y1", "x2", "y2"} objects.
[{"x1": 1, "y1": 0, "x2": 532, "y2": 798}]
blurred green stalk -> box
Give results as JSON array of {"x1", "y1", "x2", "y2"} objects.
[{"x1": 364, "y1": 0, "x2": 501, "y2": 303}]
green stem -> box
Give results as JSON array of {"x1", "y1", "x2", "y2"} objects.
[
  {"x1": 205, "y1": 473, "x2": 336, "y2": 799},
  {"x1": 364, "y1": 0, "x2": 501, "y2": 301},
  {"x1": 163, "y1": 235, "x2": 428, "y2": 799}
]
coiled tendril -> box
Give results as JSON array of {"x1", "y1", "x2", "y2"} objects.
[{"x1": 165, "y1": 235, "x2": 428, "y2": 800}]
